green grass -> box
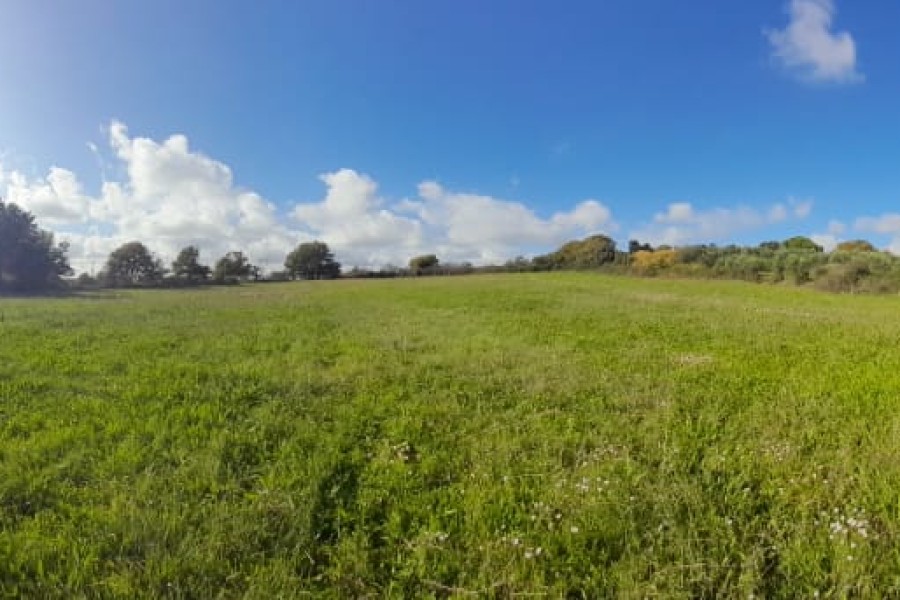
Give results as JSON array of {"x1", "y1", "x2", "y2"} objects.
[{"x1": 4, "y1": 273, "x2": 900, "y2": 597}]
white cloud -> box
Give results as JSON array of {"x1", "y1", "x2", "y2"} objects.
[
  {"x1": 0, "y1": 122, "x2": 617, "y2": 273},
  {"x1": 3, "y1": 123, "x2": 308, "y2": 273},
  {"x1": 4, "y1": 122, "x2": 833, "y2": 272},
  {"x1": 855, "y1": 214, "x2": 900, "y2": 236},
  {"x1": 659, "y1": 202, "x2": 695, "y2": 223},
  {"x1": 290, "y1": 169, "x2": 425, "y2": 267},
  {"x1": 791, "y1": 198, "x2": 814, "y2": 218},
  {"x1": 766, "y1": 0, "x2": 862, "y2": 83},
  {"x1": 293, "y1": 175, "x2": 616, "y2": 266},
  {"x1": 853, "y1": 213, "x2": 900, "y2": 253},
  {"x1": 768, "y1": 204, "x2": 789, "y2": 222},
  {"x1": 827, "y1": 219, "x2": 846, "y2": 235},
  {"x1": 6, "y1": 167, "x2": 91, "y2": 225},
  {"x1": 810, "y1": 234, "x2": 839, "y2": 252},
  {"x1": 631, "y1": 200, "x2": 812, "y2": 247},
  {"x1": 809, "y1": 218, "x2": 847, "y2": 251},
  {"x1": 395, "y1": 182, "x2": 615, "y2": 264}
]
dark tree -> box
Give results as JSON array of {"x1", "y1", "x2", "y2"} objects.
[
  {"x1": 213, "y1": 251, "x2": 257, "y2": 282},
  {"x1": 284, "y1": 241, "x2": 341, "y2": 280},
  {"x1": 171, "y1": 245, "x2": 211, "y2": 282},
  {"x1": 628, "y1": 240, "x2": 654, "y2": 254},
  {"x1": 0, "y1": 199, "x2": 72, "y2": 292},
  {"x1": 102, "y1": 241, "x2": 166, "y2": 287},
  {"x1": 408, "y1": 254, "x2": 439, "y2": 275}
]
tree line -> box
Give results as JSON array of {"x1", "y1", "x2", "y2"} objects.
[
  {"x1": 80, "y1": 239, "x2": 343, "y2": 289},
  {"x1": 0, "y1": 199, "x2": 345, "y2": 292},
  {"x1": 2, "y1": 197, "x2": 899, "y2": 295}
]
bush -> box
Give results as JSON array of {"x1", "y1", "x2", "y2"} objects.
[
  {"x1": 813, "y1": 261, "x2": 871, "y2": 293},
  {"x1": 630, "y1": 249, "x2": 677, "y2": 275}
]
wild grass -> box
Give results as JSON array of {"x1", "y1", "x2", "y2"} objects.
[{"x1": 3, "y1": 273, "x2": 900, "y2": 597}]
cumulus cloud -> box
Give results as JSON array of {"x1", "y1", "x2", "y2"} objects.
[
  {"x1": 853, "y1": 213, "x2": 900, "y2": 253},
  {"x1": 290, "y1": 169, "x2": 425, "y2": 267},
  {"x1": 0, "y1": 122, "x2": 617, "y2": 273},
  {"x1": 3, "y1": 123, "x2": 312, "y2": 273},
  {"x1": 855, "y1": 214, "x2": 900, "y2": 236},
  {"x1": 395, "y1": 182, "x2": 615, "y2": 264},
  {"x1": 5, "y1": 167, "x2": 91, "y2": 226},
  {"x1": 630, "y1": 199, "x2": 813, "y2": 247},
  {"x1": 291, "y1": 173, "x2": 616, "y2": 266},
  {"x1": 766, "y1": 0, "x2": 862, "y2": 83},
  {"x1": 810, "y1": 219, "x2": 847, "y2": 251}
]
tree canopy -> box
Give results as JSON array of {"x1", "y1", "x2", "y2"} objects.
[
  {"x1": 172, "y1": 246, "x2": 211, "y2": 282},
  {"x1": 0, "y1": 199, "x2": 72, "y2": 292},
  {"x1": 284, "y1": 242, "x2": 341, "y2": 280},
  {"x1": 102, "y1": 242, "x2": 166, "y2": 287},
  {"x1": 536, "y1": 234, "x2": 618, "y2": 269},
  {"x1": 213, "y1": 251, "x2": 258, "y2": 282},
  {"x1": 409, "y1": 254, "x2": 440, "y2": 274},
  {"x1": 782, "y1": 236, "x2": 823, "y2": 253}
]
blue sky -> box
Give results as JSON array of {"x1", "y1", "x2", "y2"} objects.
[{"x1": 2, "y1": 0, "x2": 900, "y2": 271}]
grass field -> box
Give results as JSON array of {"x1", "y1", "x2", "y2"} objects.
[{"x1": 4, "y1": 273, "x2": 900, "y2": 597}]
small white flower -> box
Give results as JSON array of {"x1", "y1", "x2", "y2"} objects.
[{"x1": 570, "y1": 526, "x2": 580, "y2": 534}]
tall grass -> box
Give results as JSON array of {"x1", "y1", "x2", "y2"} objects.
[{"x1": 3, "y1": 274, "x2": 900, "y2": 597}]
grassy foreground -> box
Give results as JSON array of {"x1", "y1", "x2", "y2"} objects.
[{"x1": 3, "y1": 274, "x2": 900, "y2": 597}]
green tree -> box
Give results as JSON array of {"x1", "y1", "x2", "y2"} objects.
[
  {"x1": 782, "y1": 236, "x2": 823, "y2": 252},
  {"x1": 171, "y1": 245, "x2": 211, "y2": 282},
  {"x1": 102, "y1": 242, "x2": 165, "y2": 287},
  {"x1": 213, "y1": 251, "x2": 257, "y2": 282},
  {"x1": 284, "y1": 241, "x2": 341, "y2": 280},
  {"x1": 0, "y1": 199, "x2": 72, "y2": 292},
  {"x1": 409, "y1": 254, "x2": 440, "y2": 274},
  {"x1": 549, "y1": 234, "x2": 618, "y2": 268}
]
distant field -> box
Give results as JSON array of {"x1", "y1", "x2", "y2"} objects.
[{"x1": 4, "y1": 274, "x2": 900, "y2": 597}]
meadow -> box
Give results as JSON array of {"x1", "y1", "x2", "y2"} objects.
[{"x1": 3, "y1": 273, "x2": 900, "y2": 597}]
